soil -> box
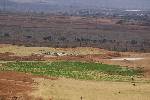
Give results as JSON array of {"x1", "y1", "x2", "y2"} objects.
[
  {"x1": 0, "y1": 52, "x2": 44, "y2": 61},
  {"x1": 0, "y1": 45, "x2": 122, "y2": 61},
  {"x1": 0, "y1": 72, "x2": 34, "y2": 99},
  {"x1": 0, "y1": 72, "x2": 55, "y2": 100}
]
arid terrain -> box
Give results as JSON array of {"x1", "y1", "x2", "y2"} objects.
[
  {"x1": 0, "y1": 9, "x2": 150, "y2": 100},
  {"x1": 0, "y1": 0, "x2": 150, "y2": 99},
  {"x1": 1, "y1": 71, "x2": 150, "y2": 100},
  {"x1": 0, "y1": 44, "x2": 150, "y2": 100}
]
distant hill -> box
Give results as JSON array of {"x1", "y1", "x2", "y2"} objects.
[
  {"x1": 0, "y1": 0, "x2": 65, "y2": 13},
  {"x1": 0, "y1": 0, "x2": 150, "y2": 13}
]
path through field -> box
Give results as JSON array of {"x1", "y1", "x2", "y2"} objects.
[{"x1": 110, "y1": 57, "x2": 144, "y2": 61}]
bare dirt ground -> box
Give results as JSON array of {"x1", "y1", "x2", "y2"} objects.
[
  {"x1": 0, "y1": 44, "x2": 105, "y2": 56},
  {"x1": 0, "y1": 72, "x2": 34, "y2": 100},
  {"x1": 0, "y1": 71, "x2": 57, "y2": 100},
  {"x1": 0, "y1": 44, "x2": 119, "y2": 61}
]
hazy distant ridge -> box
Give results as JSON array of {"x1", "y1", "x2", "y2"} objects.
[{"x1": 0, "y1": 0, "x2": 150, "y2": 12}]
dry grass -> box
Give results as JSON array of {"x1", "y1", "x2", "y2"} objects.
[
  {"x1": 0, "y1": 44, "x2": 104, "y2": 56},
  {"x1": 31, "y1": 78, "x2": 150, "y2": 100}
]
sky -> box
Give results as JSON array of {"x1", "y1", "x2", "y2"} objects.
[
  {"x1": 9, "y1": 0, "x2": 49, "y2": 3},
  {"x1": 6, "y1": 0, "x2": 150, "y2": 9}
]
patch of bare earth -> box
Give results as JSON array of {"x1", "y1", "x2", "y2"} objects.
[{"x1": 0, "y1": 72, "x2": 44, "y2": 100}]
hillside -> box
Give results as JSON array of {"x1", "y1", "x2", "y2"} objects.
[{"x1": 0, "y1": 12, "x2": 150, "y2": 52}]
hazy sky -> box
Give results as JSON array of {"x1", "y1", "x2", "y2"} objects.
[
  {"x1": 7, "y1": 0, "x2": 150, "y2": 9},
  {"x1": 9, "y1": 0, "x2": 49, "y2": 3}
]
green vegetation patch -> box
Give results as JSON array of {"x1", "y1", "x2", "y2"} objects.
[{"x1": 0, "y1": 61, "x2": 143, "y2": 81}]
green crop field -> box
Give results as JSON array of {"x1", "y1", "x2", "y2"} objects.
[{"x1": 0, "y1": 61, "x2": 143, "y2": 82}]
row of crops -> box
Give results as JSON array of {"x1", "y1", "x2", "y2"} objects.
[{"x1": 0, "y1": 61, "x2": 143, "y2": 81}]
